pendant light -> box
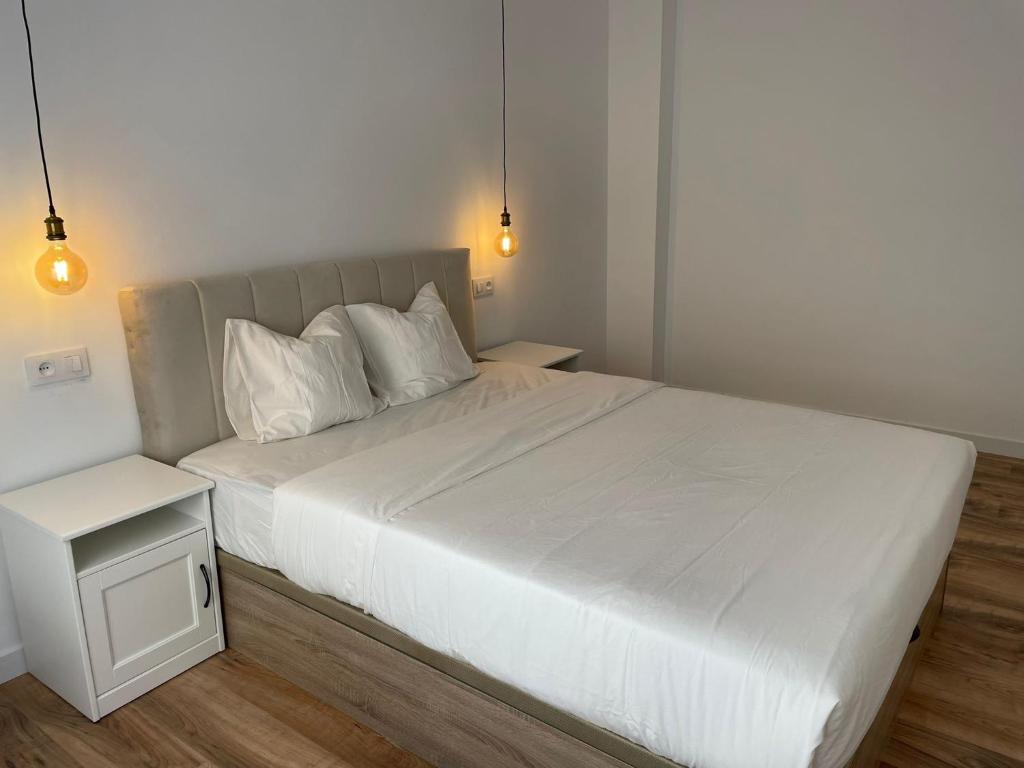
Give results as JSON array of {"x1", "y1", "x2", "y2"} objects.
[
  {"x1": 493, "y1": 0, "x2": 519, "y2": 258},
  {"x1": 22, "y1": 0, "x2": 88, "y2": 295}
]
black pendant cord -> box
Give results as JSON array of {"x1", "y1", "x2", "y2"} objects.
[
  {"x1": 501, "y1": 0, "x2": 508, "y2": 215},
  {"x1": 22, "y1": 0, "x2": 56, "y2": 218}
]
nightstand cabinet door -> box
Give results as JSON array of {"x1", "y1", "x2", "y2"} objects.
[{"x1": 79, "y1": 529, "x2": 217, "y2": 695}]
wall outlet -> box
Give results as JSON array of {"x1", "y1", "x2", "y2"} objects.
[
  {"x1": 25, "y1": 347, "x2": 91, "y2": 387},
  {"x1": 472, "y1": 275, "x2": 495, "y2": 298}
]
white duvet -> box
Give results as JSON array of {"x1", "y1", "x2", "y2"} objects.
[{"x1": 271, "y1": 372, "x2": 974, "y2": 768}]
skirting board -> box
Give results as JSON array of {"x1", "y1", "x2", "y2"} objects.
[
  {"x1": 908, "y1": 425, "x2": 1024, "y2": 460},
  {"x1": 0, "y1": 644, "x2": 27, "y2": 684},
  {"x1": 680, "y1": 384, "x2": 1024, "y2": 459},
  {"x1": 833, "y1": 415, "x2": 1024, "y2": 459}
]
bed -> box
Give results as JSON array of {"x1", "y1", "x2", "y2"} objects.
[{"x1": 119, "y1": 249, "x2": 975, "y2": 768}]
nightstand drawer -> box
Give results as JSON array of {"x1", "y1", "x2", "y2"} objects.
[{"x1": 79, "y1": 529, "x2": 217, "y2": 695}]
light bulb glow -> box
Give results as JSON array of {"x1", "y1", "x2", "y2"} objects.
[
  {"x1": 494, "y1": 225, "x2": 519, "y2": 258},
  {"x1": 35, "y1": 242, "x2": 88, "y2": 295},
  {"x1": 53, "y1": 256, "x2": 70, "y2": 283}
]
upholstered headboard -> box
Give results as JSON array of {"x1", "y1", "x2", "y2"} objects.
[{"x1": 119, "y1": 249, "x2": 476, "y2": 466}]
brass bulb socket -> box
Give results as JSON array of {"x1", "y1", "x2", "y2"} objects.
[{"x1": 44, "y1": 214, "x2": 67, "y2": 241}]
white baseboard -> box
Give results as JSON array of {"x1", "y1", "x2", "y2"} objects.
[
  {"x1": 843, "y1": 411, "x2": 1024, "y2": 459},
  {"x1": 906, "y1": 424, "x2": 1024, "y2": 460},
  {"x1": 0, "y1": 644, "x2": 27, "y2": 684},
  {"x1": 672, "y1": 383, "x2": 1024, "y2": 460}
]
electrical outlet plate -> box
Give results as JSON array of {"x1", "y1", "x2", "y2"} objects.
[
  {"x1": 25, "y1": 346, "x2": 91, "y2": 387},
  {"x1": 472, "y1": 275, "x2": 495, "y2": 298}
]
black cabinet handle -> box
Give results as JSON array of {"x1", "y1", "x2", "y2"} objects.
[
  {"x1": 200, "y1": 563, "x2": 212, "y2": 608},
  {"x1": 910, "y1": 624, "x2": 921, "y2": 643}
]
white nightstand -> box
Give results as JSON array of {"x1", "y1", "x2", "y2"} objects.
[
  {"x1": 0, "y1": 455, "x2": 223, "y2": 721},
  {"x1": 478, "y1": 341, "x2": 583, "y2": 372}
]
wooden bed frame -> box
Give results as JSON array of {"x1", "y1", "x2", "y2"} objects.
[{"x1": 217, "y1": 549, "x2": 948, "y2": 768}]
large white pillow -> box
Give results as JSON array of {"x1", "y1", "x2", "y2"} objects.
[
  {"x1": 223, "y1": 305, "x2": 380, "y2": 443},
  {"x1": 346, "y1": 281, "x2": 477, "y2": 406}
]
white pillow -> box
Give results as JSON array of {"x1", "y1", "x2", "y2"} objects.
[
  {"x1": 346, "y1": 282, "x2": 477, "y2": 406},
  {"x1": 223, "y1": 305, "x2": 381, "y2": 443}
]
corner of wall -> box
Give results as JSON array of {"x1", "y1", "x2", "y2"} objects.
[{"x1": 651, "y1": 0, "x2": 679, "y2": 383}]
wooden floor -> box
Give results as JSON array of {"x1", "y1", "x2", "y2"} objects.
[
  {"x1": 881, "y1": 452, "x2": 1024, "y2": 768},
  {"x1": 1, "y1": 452, "x2": 1021, "y2": 768},
  {"x1": 0, "y1": 649, "x2": 430, "y2": 768}
]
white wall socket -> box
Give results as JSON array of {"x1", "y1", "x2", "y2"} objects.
[
  {"x1": 472, "y1": 275, "x2": 495, "y2": 298},
  {"x1": 25, "y1": 346, "x2": 91, "y2": 388}
]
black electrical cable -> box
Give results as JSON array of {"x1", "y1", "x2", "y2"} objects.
[
  {"x1": 501, "y1": 0, "x2": 508, "y2": 214},
  {"x1": 22, "y1": 0, "x2": 57, "y2": 218}
]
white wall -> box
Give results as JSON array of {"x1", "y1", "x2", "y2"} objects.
[
  {"x1": 667, "y1": 0, "x2": 1024, "y2": 455},
  {"x1": 0, "y1": 0, "x2": 608, "y2": 677},
  {"x1": 606, "y1": 2, "x2": 663, "y2": 378}
]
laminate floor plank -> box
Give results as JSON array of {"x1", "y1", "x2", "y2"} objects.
[
  {"x1": 137, "y1": 671, "x2": 344, "y2": 767},
  {"x1": 198, "y1": 651, "x2": 428, "y2": 768},
  {"x1": 952, "y1": 516, "x2": 1024, "y2": 568},
  {"x1": 884, "y1": 720, "x2": 1020, "y2": 768},
  {"x1": 1, "y1": 674, "x2": 124, "y2": 768},
  {"x1": 0, "y1": 651, "x2": 426, "y2": 768}
]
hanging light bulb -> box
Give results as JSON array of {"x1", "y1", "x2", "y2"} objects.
[
  {"x1": 493, "y1": 0, "x2": 520, "y2": 258},
  {"x1": 494, "y1": 209, "x2": 519, "y2": 258},
  {"x1": 22, "y1": 0, "x2": 88, "y2": 295},
  {"x1": 35, "y1": 214, "x2": 87, "y2": 295}
]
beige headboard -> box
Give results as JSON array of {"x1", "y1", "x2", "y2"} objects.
[{"x1": 119, "y1": 249, "x2": 476, "y2": 466}]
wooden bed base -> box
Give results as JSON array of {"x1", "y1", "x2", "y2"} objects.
[{"x1": 217, "y1": 550, "x2": 947, "y2": 768}]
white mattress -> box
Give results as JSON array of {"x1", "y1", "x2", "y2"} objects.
[
  {"x1": 183, "y1": 367, "x2": 975, "y2": 768},
  {"x1": 178, "y1": 361, "x2": 566, "y2": 567},
  {"x1": 270, "y1": 372, "x2": 975, "y2": 768}
]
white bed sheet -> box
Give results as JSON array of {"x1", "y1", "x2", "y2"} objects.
[
  {"x1": 178, "y1": 361, "x2": 566, "y2": 567},
  {"x1": 272, "y1": 372, "x2": 975, "y2": 768}
]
